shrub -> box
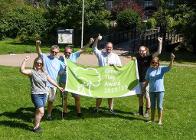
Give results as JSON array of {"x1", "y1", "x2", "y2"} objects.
[
  {"x1": 0, "y1": 3, "x2": 47, "y2": 42},
  {"x1": 116, "y1": 9, "x2": 142, "y2": 30}
]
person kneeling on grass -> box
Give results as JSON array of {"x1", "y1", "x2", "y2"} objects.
[
  {"x1": 20, "y1": 56, "x2": 64, "y2": 132},
  {"x1": 142, "y1": 53, "x2": 175, "y2": 125}
]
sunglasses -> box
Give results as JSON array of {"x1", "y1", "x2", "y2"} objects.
[
  {"x1": 36, "y1": 62, "x2": 43, "y2": 65},
  {"x1": 51, "y1": 50, "x2": 59, "y2": 54},
  {"x1": 151, "y1": 61, "x2": 158, "y2": 64},
  {"x1": 65, "y1": 52, "x2": 71, "y2": 54}
]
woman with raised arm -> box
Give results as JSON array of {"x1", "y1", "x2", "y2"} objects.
[
  {"x1": 143, "y1": 53, "x2": 175, "y2": 125},
  {"x1": 20, "y1": 56, "x2": 64, "y2": 132}
]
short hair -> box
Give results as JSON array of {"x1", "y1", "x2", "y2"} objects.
[
  {"x1": 64, "y1": 46, "x2": 72, "y2": 51},
  {"x1": 50, "y1": 45, "x2": 59, "y2": 51},
  {"x1": 105, "y1": 42, "x2": 113, "y2": 47},
  {"x1": 139, "y1": 46, "x2": 149, "y2": 55}
]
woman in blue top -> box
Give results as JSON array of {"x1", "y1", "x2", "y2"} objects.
[{"x1": 143, "y1": 53, "x2": 175, "y2": 125}]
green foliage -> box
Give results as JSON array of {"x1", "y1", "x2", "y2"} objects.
[
  {"x1": 0, "y1": 2, "x2": 47, "y2": 42},
  {"x1": 45, "y1": 0, "x2": 110, "y2": 45},
  {"x1": 146, "y1": 18, "x2": 157, "y2": 29},
  {"x1": 116, "y1": 9, "x2": 142, "y2": 30}
]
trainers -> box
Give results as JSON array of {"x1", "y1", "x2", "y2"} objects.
[
  {"x1": 93, "y1": 108, "x2": 99, "y2": 113},
  {"x1": 33, "y1": 126, "x2": 42, "y2": 133},
  {"x1": 109, "y1": 109, "x2": 116, "y2": 114},
  {"x1": 77, "y1": 113, "x2": 83, "y2": 118},
  {"x1": 62, "y1": 112, "x2": 68, "y2": 118},
  {"x1": 144, "y1": 112, "x2": 149, "y2": 118},
  {"x1": 158, "y1": 121, "x2": 163, "y2": 125},
  {"x1": 46, "y1": 116, "x2": 52, "y2": 120}
]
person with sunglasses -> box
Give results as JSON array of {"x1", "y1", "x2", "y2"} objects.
[
  {"x1": 35, "y1": 40, "x2": 65, "y2": 120},
  {"x1": 143, "y1": 53, "x2": 175, "y2": 125},
  {"x1": 92, "y1": 34, "x2": 122, "y2": 114},
  {"x1": 59, "y1": 38, "x2": 94, "y2": 118},
  {"x1": 136, "y1": 37, "x2": 163, "y2": 118},
  {"x1": 20, "y1": 56, "x2": 64, "y2": 132}
]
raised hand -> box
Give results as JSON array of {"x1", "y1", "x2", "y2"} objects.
[
  {"x1": 36, "y1": 40, "x2": 41, "y2": 46},
  {"x1": 24, "y1": 56, "x2": 30, "y2": 61},
  {"x1": 170, "y1": 53, "x2": 175, "y2": 60},
  {"x1": 158, "y1": 37, "x2": 163, "y2": 42}
]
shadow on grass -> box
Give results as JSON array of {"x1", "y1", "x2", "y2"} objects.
[
  {"x1": 50, "y1": 105, "x2": 146, "y2": 122},
  {"x1": 0, "y1": 107, "x2": 34, "y2": 123},
  {"x1": 0, "y1": 107, "x2": 35, "y2": 131},
  {"x1": 0, "y1": 120, "x2": 32, "y2": 131}
]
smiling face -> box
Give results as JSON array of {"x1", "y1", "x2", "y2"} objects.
[
  {"x1": 33, "y1": 57, "x2": 44, "y2": 71},
  {"x1": 64, "y1": 47, "x2": 72, "y2": 58},
  {"x1": 151, "y1": 57, "x2": 160, "y2": 68},
  {"x1": 105, "y1": 42, "x2": 113, "y2": 54},
  {"x1": 35, "y1": 59, "x2": 43, "y2": 70},
  {"x1": 50, "y1": 45, "x2": 59, "y2": 57},
  {"x1": 139, "y1": 46, "x2": 148, "y2": 57}
]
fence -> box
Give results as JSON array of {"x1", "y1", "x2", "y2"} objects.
[{"x1": 99, "y1": 28, "x2": 183, "y2": 53}]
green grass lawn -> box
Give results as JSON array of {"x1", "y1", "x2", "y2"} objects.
[
  {"x1": 0, "y1": 65, "x2": 196, "y2": 140},
  {"x1": 0, "y1": 39, "x2": 92, "y2": 55}
]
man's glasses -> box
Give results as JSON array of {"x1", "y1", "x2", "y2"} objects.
[
  {"x1": 65, "y1": 52, "x2": 71, "y2": 54},
  {"x1": 51, "y1": 50, "x2": 58, "y2": 54}
]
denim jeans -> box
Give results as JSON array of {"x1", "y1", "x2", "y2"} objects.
[
  {"x1": 150, "y1": 92, "x2": 164, "y2": 111},
  {"x1": 31, "y1": 94, "x2": 47, "y2": 109}
]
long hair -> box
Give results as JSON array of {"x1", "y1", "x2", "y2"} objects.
[
  {"x1": 33, "y1": 57, "x2": 44, "y2": 72},
  {"x1": 151, "y1": 56, "x2": 160, "y2": 67}
]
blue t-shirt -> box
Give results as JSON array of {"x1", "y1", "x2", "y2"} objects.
[
  {"x1": 41, "y1": 53, "x2": 65, "y2": 87},
  {"x1": 59, "y1": 51, "x2": 81, "y2": 84},
  {"x1": 145, "y1": 66, "x2": 170, "y2": 92}
]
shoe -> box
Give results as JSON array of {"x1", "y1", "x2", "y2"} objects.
[
  {"x1": 33, "y1": 126, "x2": 42, "y2": 133},
  {"x1": 109, "y1": 109, "x2": 116, "y2": 114},
  {"x1": 62, "y1": 112, "x2": 68, "y2": 118},
  {"x1": 158, "y1": 121, "x2": 163, "y2": 125},
  {"x1": 77, "y1": 113, "x2": 83, "y2": 118},
  {"x1": 144, "y1": 112, "x2": 149, "y2": 118},
  {"x1": 93, "y1": 108, "x2": 99, "y2": 113},
  {"x1": 46, "y1": 116, "x2": 52, "y2": 120},
  {"x1": 146, "y1": 120, "x2": 152, "y2": 124}
]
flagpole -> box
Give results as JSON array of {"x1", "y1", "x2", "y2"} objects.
[{"x1": 81, "y1": 0, "x2": 84, "y2": 48}]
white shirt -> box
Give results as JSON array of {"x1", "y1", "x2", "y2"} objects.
[{"x1": 93, "y1": 46, "x2": 122, "y2": 67}]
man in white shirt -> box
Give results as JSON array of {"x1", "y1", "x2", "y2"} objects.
[{"x1": 92, "y1": 35, "x2": 122, "y2": 113}]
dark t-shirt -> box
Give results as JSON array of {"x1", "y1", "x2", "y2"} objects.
[{"x1": 136, "y1": 54, "x2": 153, "y2": 82}]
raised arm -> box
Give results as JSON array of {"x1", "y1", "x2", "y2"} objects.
[
  {"x1": 36, "y1": 40, "x2": 42, "y2": 56},
  {"x1": 152, "y1": 37, "x2": 163, "y2": 57},
  {"x1": 47, "y1": 76, "x2": 64, "y2": 92},
  {"x1": 78, "y1": 38, "x2": 94, "y2": 54},
  {"x1": 20, "y1": 56, "x2": 32, "y2": 76},
  {"x1": 169, "y1": 53, "x2": 175, "y2": 68}
]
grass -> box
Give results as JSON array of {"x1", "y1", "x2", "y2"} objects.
[
  {"x1": 0, "y1": 39, "x2": 92, "y2": 55},
  {"x1": 0, "y1": 65, "x2": 196, "y2": 140}
]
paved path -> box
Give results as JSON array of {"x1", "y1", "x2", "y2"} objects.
[{"x1": 0, "y1": 50, "x2": 131, "y2": 67}]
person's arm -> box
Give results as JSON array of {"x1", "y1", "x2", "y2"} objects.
[
  {"x1": 36, "y1": 40, "x2": 42, "y2": 56},
  {"x1": 47, "y1": 76, "x2": 64, "y2": 92},
  {"x1": 92, "y1": 35, "x2": 102, "y2": 55},
  {"x1": 78, "y1": 38, "x2": 94, "y2": 54},
  {"x1": 152, "y1": 37, "x2": 163, "y2": 57},
  {"x1": 20, "y1": 56, "x2": 32, "y2": 76},
  {"x1": 169, "y1": 53, "x2": 175, "y2": 68}
]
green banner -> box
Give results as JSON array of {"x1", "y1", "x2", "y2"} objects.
[{"x1": 65, "y1": 60, "x2": 140, "y2": 98}]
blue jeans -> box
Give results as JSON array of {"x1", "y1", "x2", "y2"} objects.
[
  {"x1": 31, "y1": 94, "x2": 47, "y2": 109},
  {"x1": 150, "y1": 92, "x2": 164, "y2": 111}
]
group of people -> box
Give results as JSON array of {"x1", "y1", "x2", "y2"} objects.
[{"x1": 20, "y1": 35, "x2": 175, "y2": 132}]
